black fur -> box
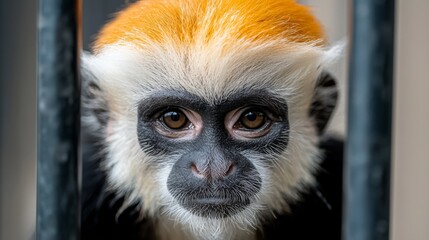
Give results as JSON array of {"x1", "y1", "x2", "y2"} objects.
[{"x1": 310, "y1": 71, "x2": 339, "y2": 135}]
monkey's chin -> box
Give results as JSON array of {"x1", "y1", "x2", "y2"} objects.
[{"x1": 179, "y1": 197, "x2": 250, "y2": 218}]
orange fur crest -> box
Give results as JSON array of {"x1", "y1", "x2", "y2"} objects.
[{"x1": 94, "y1": 0, "x2": 325, "y2": 52}]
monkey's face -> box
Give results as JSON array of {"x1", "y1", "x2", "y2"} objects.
[
  {"x1": 83, "y1": 42, "x2": 338, "y2": 232},
  {"x1": 82, "y1": 0, "x2": 340, "y2": 234},
  {"x1": 138, "y1": 88, "x2": 288, "y2": 218}
]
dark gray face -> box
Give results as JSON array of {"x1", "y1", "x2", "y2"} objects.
[{"x1": 136, "y1": 89, "x2": 290, "y2": 218}]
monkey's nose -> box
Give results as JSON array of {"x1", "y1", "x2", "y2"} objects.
[{"x1": 191, "y1": 162, "x2": 235, "y2": 180}]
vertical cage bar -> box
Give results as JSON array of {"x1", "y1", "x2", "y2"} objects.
[
  {"x1": 37, "y1": 0, "x2": 80, "y2": 239},
  {"x1": 345, "y1": 0, "x2": 395, "y2": 240}
]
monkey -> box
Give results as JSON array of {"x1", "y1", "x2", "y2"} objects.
[{"x1": 81, "y1": 0, "x2": 345, "y2": 239}]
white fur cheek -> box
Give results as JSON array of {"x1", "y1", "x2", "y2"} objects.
[
  {"x1": 102, "y1": 116, "x2": 167, "y2": 216},
  {"x1": 272, "y1": 119, "x2": 320, "y2": 206},
  {"x1": 153, "y1": 156, "x2": 182, "y2": 213},
  {"x1": 104, "y1": 119, "x2": 141, "y2": 190}
]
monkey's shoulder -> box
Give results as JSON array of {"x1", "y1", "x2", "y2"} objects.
[{"x1": 80, "y1": 133, "x2": 153, "y2": 240}]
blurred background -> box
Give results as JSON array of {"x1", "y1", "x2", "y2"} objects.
[{"x1": 0, "y1": 0, "x2": 428, "y2": 239}]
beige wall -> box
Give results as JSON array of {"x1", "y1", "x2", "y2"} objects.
[{"x1": 391, "y1": 0, "x2": 429, "y2": 239}]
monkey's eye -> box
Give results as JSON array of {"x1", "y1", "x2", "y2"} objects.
[
  {"x1": 236, "y1": 110, "x2": 267, "y2": 130},
  {"x1": 226, "y1": 107, "x2": 274, "y2": 139},
  {"x1": 161, "y1": 110, "x2": 190, "y2": 130},
  {"x1": 152, "y1": 108, "x2": 202, "y2": 139}
]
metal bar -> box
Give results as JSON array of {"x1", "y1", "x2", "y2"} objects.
[
  {"x1": 37, "y1": 0, "x2": 80, "y2": 239},
  {"x1": 345, "y1": 0, "x2": 395, "y2": 240}
]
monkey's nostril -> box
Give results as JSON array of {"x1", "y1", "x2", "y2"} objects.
[
  {"x1": 225, "y1": 162, "x2": 235, "y2": 177},
  {"x1": 191, "y1": 163, "x2": 204, "y2": 178}
]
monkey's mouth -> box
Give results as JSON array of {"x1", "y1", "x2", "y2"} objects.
[
  {"x1": 168, "y1": 175, "x2": 261, "y2": 218},
  {"x1": 179, "y1": 196, "x2": 251, "y2": 218}
]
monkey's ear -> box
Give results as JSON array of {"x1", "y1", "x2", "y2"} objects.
[
  {"x1": 81, "y1": 52, "x2": 109, "y2": 134},
  {"x1": 309, "y1": 71, "x2": 339, "y2": 135}
]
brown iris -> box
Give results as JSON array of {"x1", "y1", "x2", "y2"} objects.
[
  {"x1": 161, "y1": 110, "x2": 188, "y2": 129},
  {"x1": 239, "y1": 110, "x2": 266, "y2": 129}
]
